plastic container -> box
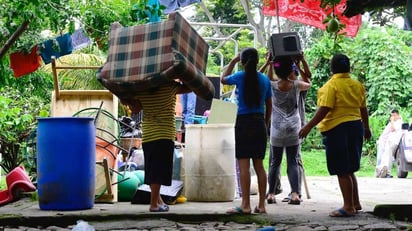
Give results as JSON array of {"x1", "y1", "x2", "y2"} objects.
[
  {"x1": 183, "y1": 124, "x2": 236, "y2": 201},
  {"x1": 175, "y1": 116, "x2": 183, "y2": 131},
  {"x1": 36, "y1": 117, "x2": 96, "y2": 210},
  {"x1": 189, "y1": 115, "x2": 207, "y2": 124},
  {"x1": 96, "y1": 138, "x2": 118, "y2": 169}
]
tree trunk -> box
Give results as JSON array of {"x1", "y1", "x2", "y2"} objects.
[
  {"x1": 198, "y1": 1, "x2": 223, "y2": 36},
  {"x1": 239, "y1": 0, "x2": 266, "y2": 47}
]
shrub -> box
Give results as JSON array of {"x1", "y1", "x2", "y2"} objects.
[{"x1": 0, "y1": 86, "x2": 49, "y2": 173}]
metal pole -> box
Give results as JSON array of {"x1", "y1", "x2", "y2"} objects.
[{"x1": 276, "y1": 0, "x2": 281, "y2": 33}]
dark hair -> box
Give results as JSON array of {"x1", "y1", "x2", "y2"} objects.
[
  {"x1": 391, "y1": 109, "x2": 399, "y2": 114},
  {"x1": 240, "y1": 48, "x2": 261, "y2": 108},
  {"x1": 272, "y1": 56, "x2": 294, "y2": 79},
  {"x1": 330, "y1": 54, "x2": 350, "y2": 74}
]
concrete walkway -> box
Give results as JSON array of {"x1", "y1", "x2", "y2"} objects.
[{"x1": 0, "y1": 176, "x2": 411, "y2": 230}]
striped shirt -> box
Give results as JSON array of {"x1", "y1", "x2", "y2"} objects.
[{"x1": 136, "y1": 82, "x2": 178, "y2": 143}]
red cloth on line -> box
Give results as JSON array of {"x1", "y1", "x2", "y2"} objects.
[
  {"x1": 9, "y1": 46, "x2": 41, "y2": 78},
  {"x1": 262, "y1": 0, "x2": 362, "y2": 37}
]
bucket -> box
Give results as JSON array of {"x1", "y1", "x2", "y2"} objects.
[
  {"x1": 96, "y1": 138, "x2": 118, "y2": 169},
  {"x1": 37, "y1": 117, "x2": 95, "y2": 210},
  {"x1": 183, "y1": 124, "x2": 236, "y2": 201}
]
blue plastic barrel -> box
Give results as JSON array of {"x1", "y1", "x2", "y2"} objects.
[{"x1": 37, "y1": 117, "x2": 96, "y2": 210}]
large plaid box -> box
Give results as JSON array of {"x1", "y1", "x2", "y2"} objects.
[{"x1": 96, "y1": 12, "x2": 214, "y2": 101}]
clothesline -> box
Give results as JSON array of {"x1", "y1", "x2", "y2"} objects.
[{"x1": 9, "y1": 28, "x2": 92, "y2": 78}]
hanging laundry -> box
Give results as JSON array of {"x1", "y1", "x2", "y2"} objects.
[
  {"x1": 159, "y1": 0, "x2": 201, "y2": 14},
  {"x1": 71, "y1": 29, "x2": 91, "y2": 50},
  {"x1": 9, "y1": 46, "x2": 41, "y2": 78},
  {"x1": 39, "y1": 33, "x2": 73, "y2": 64},
  {"x1": 148, "y1": 0, "x2": 162, "y2": 22}
]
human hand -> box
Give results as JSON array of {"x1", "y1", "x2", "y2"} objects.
[
  {"x1": 364, "y1": 127, "x2": 372, "y2": 141},
  {"x1": 266, "y1": 52, "x2": 273, "y2": 63},
  {"x1": 120, "y1": 98, "x2": 142, "y2": 114},
  {"x1": 293, "y1": 54, "x2": 303, "y2": 62},
  {"x1": 298, "y1": 125, "x2": 311, "y2": 139},
  {"x1": 232, "y1": 54, "x2": 241, "y2": 63}
]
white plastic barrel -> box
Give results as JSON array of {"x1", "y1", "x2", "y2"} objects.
[{"x1": 183, "y1": 124, "x2": 236, "y2": 201}]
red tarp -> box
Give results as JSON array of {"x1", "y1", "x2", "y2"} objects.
[{"x1": 262, "y1": 0, "x2": 362, "y2": 37}]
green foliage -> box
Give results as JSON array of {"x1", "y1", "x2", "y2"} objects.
[
  {"x1": 303, "y1": 33, "x2": 350, "y2": 114},
  {"x1": 0, "y1": 86, "x2": 49, "y2": 173},
  {"x1": 40, "y1": 52, "x2": 107, "y2": 90},
  {"x1": 362, "y1": 115, "x2": 388, "y2": 158},
  {"x1": 194, "y1": 0, "x2": 247, "y2": 24},
  {"x1": 0, "y1": 57, "x2": 53, "y2": 100},
  {"x1": 348, "y1": 26, "x2": 412, "y2": 115},
  {"x1": 79, "y1": 0, "x2": 135, "y2": 52},
  {"x1": 301, "y1": 25, "x2": 412, "y2": 157},
  {"x1": 131, "y1": 0, "x2": 166, "y2": 24},
  {"x1": 264, "y1": 148, "x2": 378, "y2": 177},
  {"x1": 0, "y1": 0, "x2": 80, "y2": 53}
]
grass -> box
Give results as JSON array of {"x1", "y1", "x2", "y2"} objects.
[
  {"x1": 0, "y1": 169, "x2": 4, "y2": 190},
  {"x1": 0, "y1": 149, "x2": 409, "y2": 190},
  {"x1": 264, "y1": 148, "x2": 409, "y2": 178}
]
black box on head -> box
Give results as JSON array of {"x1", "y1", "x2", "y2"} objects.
[{"x1": 269, "y1": 32, "x2": 302, "y2": 58}]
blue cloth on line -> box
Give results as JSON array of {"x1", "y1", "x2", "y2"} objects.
[
  {"x1": 39, "y1": 33, "x2": 73, "y2": 64},
  {"x1": 159, "y1": 0, "x2": 201, "y2": 14}
]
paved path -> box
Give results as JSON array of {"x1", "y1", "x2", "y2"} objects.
[{"x1": 0, "y1": 176, "x2": 411, "y2": 230}]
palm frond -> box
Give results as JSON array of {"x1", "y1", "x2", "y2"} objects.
[{"x1": 40, "y1": 53, "x2": 106, "y2": 90}]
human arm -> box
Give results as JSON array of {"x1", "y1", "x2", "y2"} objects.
[
  {"x1": 259, "y1": 52, "x2": 276, "y2": 81},
  {"x1": 221, "y1": 54, "x2": 240, "y2": 84},
  {"x1": 360, "y1": 107, "x2": 372, "y2": 140},
  {"x1": 298, "y1": 106, "x2": 330, "y2": 139},
  {"x1": 175, "y1": 81, "x2": 192, "y2": 94},
  {"x1": 294, "y1": 53, "x2": 311, "y2": 84},
  {"x1": 265, "y1": 97, "x2": 272, "y2": 129},
  {"x1": 297, "y1": 80, "x2": 311, "y2": 92},
  {"x1": 259, "y1": 52, "x2": 271, "y2": 73}
]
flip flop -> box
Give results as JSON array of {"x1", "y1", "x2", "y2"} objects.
[
  {"x1": 329, "y1": 208, "x2": 354, "y2": 217},
  {"x1": 226, "y1": 206, "x2": 251, "y2": 214},
  {"x1": 266, "y1": 195, "x2": 276, "y2": 204},
  {"x1": 288, "y1": 199, "x2": 301, "y2": 205},
  {"x1": 281, "y1": 197, "x2": 290, "y2": 202},
  {"x1": 149, "y1": 204, "x2": 169, "y2": 212},
  {"x1": 253, "y1": 206, "x2": 267, "y2": 214}
]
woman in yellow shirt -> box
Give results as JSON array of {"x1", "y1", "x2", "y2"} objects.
[{"x1": 299, "y1": 54, "x2": 372, "y2": 217}]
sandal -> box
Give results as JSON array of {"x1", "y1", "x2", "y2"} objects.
[
  {"x1": 253, "y1": 206, "x2": 267, "y2": 214},
  {"x1": 329, "y1": 208, "x2": 354, "y2": 217},
  {"x1": 266, "y1": 195, "x2": 276, "y2": 204},
  {"x1": 149, "y1": 204, "x2": 169, "y2": 212},
  {"x1": 226, "y1": 206, "x2": 251, "y2": 214}
]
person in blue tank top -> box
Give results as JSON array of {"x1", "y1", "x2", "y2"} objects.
[{"x1": 221, "y1": 47, "x2": 272, "y2": 214}]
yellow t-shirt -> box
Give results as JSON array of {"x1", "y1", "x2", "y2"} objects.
[
  {"x1": 317, "y1": 73, "x2": 366, "y2": 132},
  {"x1": 136, "y1": 83, "x2": 178, "y2": 143}
]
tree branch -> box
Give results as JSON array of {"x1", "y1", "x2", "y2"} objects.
[
  {"x1": 198, "y1": 1, "x2": 223, "y2": 36},
  {"x1": 0, "y1": 19, "x2": 32, "y2": 60}
]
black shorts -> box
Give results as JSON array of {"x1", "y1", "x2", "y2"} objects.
[
  {"x1": 321, "y1": 120, "x2": 363, "y2": 175},
  {"x1": 235, "y1": 114, "x2": 267, "y2": 159},
  {"x1": 142, "y1": 139, "x2": 174, "y2": 186}
]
